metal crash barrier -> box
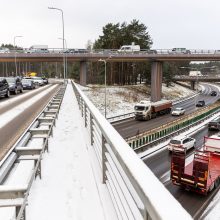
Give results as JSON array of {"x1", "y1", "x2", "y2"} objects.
[
  {"x1": 71, "y1": 81, "x2": 192, "y2": 220},
  {"x1": 0, "y1": 84, "x2": 66, "y2": 220}
]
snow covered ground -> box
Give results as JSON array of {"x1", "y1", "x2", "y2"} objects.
[
  {"x1": 78, "y1": 83, "x2": 195, "y2": 117},
  {"x1": 26, "y1": 82, "x2": 116, "y2": 220}
]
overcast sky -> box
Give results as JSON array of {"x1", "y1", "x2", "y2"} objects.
[{"x1": 1, "y1": 0, "x2": 220, "y2": 50}]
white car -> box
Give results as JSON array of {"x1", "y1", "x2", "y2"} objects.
[
  {"x1": 168, "y1": 136, "x2": 196, "y2": 151},
  {"x1": 30, "y1": 77, "x2": 44, "y2": 86},
  {"x1": 171, "y1": 107, "x2": 185, "y2": 116}
]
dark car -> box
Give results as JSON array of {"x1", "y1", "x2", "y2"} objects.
[
  {"x1": 210, "y1": 91, "x2": 217, "y2": 96},
  {"x1": 5, "y1": 77, "x2": 23, "y2": 94},
  {"x1": 21, "y1": 79, "x2": 36, "y2": 90},
  {"x1": 208, "y1": 118, "x2": 220, "y2": 130},
  {"x1": 0, "y1": 78, "x2": 10, "y2": 98},
  {"x1": 196, "y1": 100, "x2": 205, "y2": 107}
]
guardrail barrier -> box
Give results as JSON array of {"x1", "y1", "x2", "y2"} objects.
[{"x1": 0, "y1": 84, "x2": 66, "y2": 220}]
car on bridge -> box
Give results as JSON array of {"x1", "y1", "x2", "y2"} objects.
[
  {"x1": 170, "y1": 48, "x2": 191, "y2": 54},
  {"x1": 0, "y1": 48, "x2": 10, "y2": 53},
  {"x1": 21, "y1": 78, "x2": 36, "y2": 90},
  {"x1": 0, "y1": 78, "x2": 10, "y2": 98},
  {"x1": 4, "y1": 77, "x2": 23, "y2": 94},
  {"x1": 171, "y1": 107, "x2": 185, "y2": 116}
]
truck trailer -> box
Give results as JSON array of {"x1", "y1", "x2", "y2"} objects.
[
  {"x1": 171, "y1": 135, "x2": 220, "y2": 195},
  {"x1": 134, "y1": 100, "x2": 172, "y2": 120}
]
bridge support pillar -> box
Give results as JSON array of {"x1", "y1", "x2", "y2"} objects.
[
  {"x1": 190, "y1": 81, "x2": 195, "y2": 90},
  {"x1": 151, "y1": 61, "x2": 163, "y2": 102},
  {"x1": 80, "y1": 61, "x2": 87, "y2": 86}
]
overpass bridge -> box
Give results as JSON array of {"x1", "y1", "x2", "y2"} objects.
[
  {"x1": 1, "y1": 49, "x2": 220, "y2": 101},
  {"x1": 173, "y1": 75, "x2": 220, "y2": 89}
]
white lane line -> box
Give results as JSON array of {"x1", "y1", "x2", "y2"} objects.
[
  {"x1": 0, "y1": 85, "x2": 57, "y2": 129},
  {"x1": 0, "y1": 85, "x2": 51, "y2": 108}
]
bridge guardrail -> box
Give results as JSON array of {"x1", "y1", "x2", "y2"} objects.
[
  {"x1": 5, "y1": 48, "x2": 220, "y2": 55},
  {"x1": 126, "y1": 102, "x2": 220, "y2": 152},
  {"x1": 0, "y1": 84, "x2": 66, "y2": 220},
  {"x1": 71, "y1": 80, "x2": 192, "y2": 220}
]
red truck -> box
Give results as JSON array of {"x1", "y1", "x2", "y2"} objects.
[{"x1": 171, "y1": 135, "x2": 220, "y2": 195}]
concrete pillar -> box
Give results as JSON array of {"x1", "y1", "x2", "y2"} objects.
[
  {"x1": 80, "y1": 61, "x2": 87, "y2": 86},
  {"x1": 190, "y1": 81, "x2": 195, "y2": 90},
  {"x1": 151, "y1": 61, "x2": 163, "y2": 102}
]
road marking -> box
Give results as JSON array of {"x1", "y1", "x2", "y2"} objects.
[{"x1": 0, "y1": 85, "x2": 57, "y2": 129}]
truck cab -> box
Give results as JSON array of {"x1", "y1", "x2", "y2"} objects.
[{"x1": 134, "y1": 101, "x2": 151, "y2": 120}]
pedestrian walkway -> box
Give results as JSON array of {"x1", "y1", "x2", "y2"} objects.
[{"x1": 27, "y1": 82, "x2": 117, "y2": 220}]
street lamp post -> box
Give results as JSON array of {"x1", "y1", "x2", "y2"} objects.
[
  {"x1": 98, "y1": 59, "x2": 107, "y2": 118},
  {"x1": 48, "y1": 6, "x2": 66, "y2": 82},
  {"x1": 58, "y1": 37, "x2": 68, "y2": 79},
  {"x1": 14, "y1": 35, "x2": 23, "y2": 76}
]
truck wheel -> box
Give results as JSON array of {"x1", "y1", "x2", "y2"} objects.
[{"x1": 146, "y1": 115, "x2": 150, "y2": 121}]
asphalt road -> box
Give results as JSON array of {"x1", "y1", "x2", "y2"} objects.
[
  {"x1": 113, "y1": 83, "x2": 220, "y2": 218},
  {"x1": 0, "y1": 84, "x2": 60, "y2": 159},
  {"x1": 143, "y1": 126, "x2": 219, "y2": 219},
  {"x1": 114, "y1": 83, "x2": 220, "y2": 139}
]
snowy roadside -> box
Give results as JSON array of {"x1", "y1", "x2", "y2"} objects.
[{"x1": 78, "y1": 83, "x2": 195, "y2": 118}]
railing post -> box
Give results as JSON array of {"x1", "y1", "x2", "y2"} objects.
[
  {"x1": 90, "y1": 113, "x2": 94, "y2": 145},
  {"x1": 84, "y1": 103, "x2": 87, "y2": 127},
  {"x1": 102, "y1": 135, "x2": 107, "y2": 184}
]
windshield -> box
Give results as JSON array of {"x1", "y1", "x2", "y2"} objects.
[
  {"x1": 170, "y1": 140, "x2": 181, "y2": 145},
  {"x1": 134, "y1": 106, "x2": 148, "y2": 111},
  {"x1": 22, "y1": 79, "x2": 32, "y2": 83},
  {"x1": 6, "y1": 78, "x2": 15, "y2": 83}
]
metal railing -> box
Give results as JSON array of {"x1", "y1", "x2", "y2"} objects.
[
  {"x1": 0, "y1": 84, "x2": 66, "y2": 220},
  {"x1": 71, "y1": 81, "x2": 192, "y2": 220},
  {"x1": 4, "y1": 48, "x2": 220, "y2": 55}
]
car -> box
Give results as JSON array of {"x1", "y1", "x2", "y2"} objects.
[
  {"x1": 0, "y1": 48, "x2": 10, "y2": 53},
  {"x1": 208, "y1": 118, "x2": 220, "y2": 130},
  {"x1": 30, "y1": 77, "x2": 44, "y2": 86},
  {"x1": 21, "y1": 79, "x2": 36, "y2": 90},
  {"x1": 210, "y1": 91, "x2": 217, "y2": 96},
  {"x1": 0, "y1": 78, "x2": 10, "y2": 98},
  {"x1": 4, "y1": 77, "x2": 23, "y2": 94},
  {"x1": 170, "y1": 48, "x2": 191, "y2": 54},
  {"x1": 42, "y1": 77, "x2": 49, "y2": 85},
  {"x1": 167, "y1": 136, "x2": 196, "y2": 151},
  {"x1": 196, "y1": 100, "x2": 205, "y2": 107},
  {"x1": 171, "y1": 107, "x2": 185, "y2": 116}
]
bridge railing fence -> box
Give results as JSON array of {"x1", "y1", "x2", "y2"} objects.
[{"x1": 71, "y1": 80, "x2": 192, "y2": 220}]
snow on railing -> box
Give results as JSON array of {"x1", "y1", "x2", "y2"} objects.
[
  {"x1": 0, "y1": 85, "x2": 66, "y2": 220},
  {"x1": 71, "y1": 81, "x2": 192, "y2": 220}
]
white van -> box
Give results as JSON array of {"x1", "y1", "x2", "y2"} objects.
[{"x1": 118, "y1": 45, "x2": 140, "y2": 52}]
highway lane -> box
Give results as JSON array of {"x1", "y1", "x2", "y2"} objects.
[
  {"x1": 143, "y1": 123, "x2": 219, "y2": 218},
  {"x1": 0, "y1": 84, "x2": 60, "y2": 160},
  {"x1": 114, "y1": 83, "x2": 220, "y2": 139},
  {"x1": 0, "y1": 85, "x2": 53, "y2": 114}
]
